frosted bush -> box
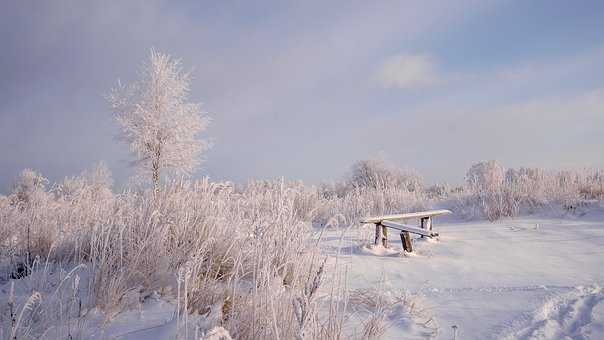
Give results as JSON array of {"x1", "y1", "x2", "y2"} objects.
[
  {"x1": 455, "y1": 162, "x2": 604, "y2": 221},
  {"x1": 311, "y1": 160, "x2": 428, "y2": 227},
  {"x1": 465, "y1": 160, "x2": 505, "y2": 193},
  {"x1": 312, "y1": 187, "x2": 428, "y2": 228},
  {"x1": 349, "y1": 282, "x2": 438, "y2": 339},
  {"x1": 0, "y1": 173, "x2": 351, "y2": 339},
  {"x1": 581, "y1": 169, "x2": 604, "y2": 199},
  {"x1": 425, "y1": 183, "x2": 449, "y2": 199},
  {"x1": 58, "y1": 162, "x2": 114, "y2": 204},
  {"x1": 8, "y1": 169, "x2": 50, "y2": 208},
  {"x1": 460, "y1": 161, "x2": 505, "y2": 221},
  {"x1": 349, "y1": 159, "x2": 423, "y2": 192},
  {"x1": 1, "y1": 161, "x2": 602, "y2": 338}
]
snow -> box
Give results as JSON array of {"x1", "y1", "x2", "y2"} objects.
[
  {"x1": 45, "y1": 296, "x2": 227, "y2": 340},
  {"x1": 80, "y1": 297, "x2": 229, "y2": 340},
  {"x1": 2, "y1": 207, "x2": 603, "y2": 339},
  {"x1": 0, "y1": 267, "x2": 227, "y2": 340},
  {"x1": 320, "y1": 207, "x2": 604, "y2": 339},
  {"x1": 501, "y1": 285, "x2": 604, "y2": 340}
]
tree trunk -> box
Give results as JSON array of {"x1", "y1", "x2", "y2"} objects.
[
  {"x1": 152, "y1": 160, "x2": 160, "y2": 195},
  {"x1": 151, "y1": 141, "x2": 162, "y2": 195}
]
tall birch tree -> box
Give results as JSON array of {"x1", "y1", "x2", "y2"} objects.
[{"x1": 108, "y1": 50, "x2": 210, "y2": 192}]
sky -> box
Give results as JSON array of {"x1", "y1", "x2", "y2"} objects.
[{"x1": 1, "y1": 0, "x2": 603, "y2": 192}]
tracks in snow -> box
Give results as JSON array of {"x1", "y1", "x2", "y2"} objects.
[
  {"x1": 500, "y1": 285, "x2": 604, "y2": 340},
  {"x1": 417, "y1": 284, "x2": 604, "y2": 339},
  {"x1": 420, "y1": 284, "x2": 574, "y2": 296}
]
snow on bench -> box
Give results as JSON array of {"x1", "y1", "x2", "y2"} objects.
[
  {"x1": 380, "y1": 220, "x2": 438, "y2": 238},
  {"x1": 360, "y1": 209, "x2": 451, "y2": 253},
  {"x1": 360, "y1": 209, "x2": 452, "y2": 224}
]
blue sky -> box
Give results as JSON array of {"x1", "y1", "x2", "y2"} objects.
[{"x1": 1, "y1": 0, "x2": 603, "y2": 191}]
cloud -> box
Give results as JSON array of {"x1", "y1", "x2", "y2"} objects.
[
  {"x1": 358, "y1": 86, "x2": 604, "y2": 182},
  {"x1": 374, "y1": 53, "x2": 441, "y2": 89}
]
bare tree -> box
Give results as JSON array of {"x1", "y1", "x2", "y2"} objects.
[{"x1": 108, "y1": 50, "x2": 210, "y2": 192}]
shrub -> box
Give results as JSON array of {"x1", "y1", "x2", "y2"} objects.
[
  {"x1": 0, "y1": 173, "x2": 352, "y2": 339},
  {"x1": 457, "y1": 162, "x2": 604, "y2": 221},
  {"x1": 348, "y1": 159, "x2": 422, "y2": 192}
]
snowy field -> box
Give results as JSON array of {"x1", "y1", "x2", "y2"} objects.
[
  {"x1": 4, "y1": 2, "x2": 604, "y2": 339},
  {"x1": 320, "y1": 207, "x2": 604, "y2": 339},
  {"x1": 1, "y1": 168, "x2": 603, "y2": 339},
  {"x1": 45, "y1": 207, "x2": 604, "y2": 340}
]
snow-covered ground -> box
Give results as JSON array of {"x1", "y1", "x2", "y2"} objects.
[
  {"x1": 320, "y1": 207, "x2": 604, "y2": 339},
  {"x1": 3, "y1": 207, "x2": 602, "y2": 339}
]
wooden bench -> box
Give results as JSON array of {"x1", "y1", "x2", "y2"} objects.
[{"x1": 360, "y1": 209, "x2": 452, "y2": 252}]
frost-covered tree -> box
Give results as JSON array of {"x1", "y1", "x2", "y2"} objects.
[
  {"x1": 349, "y1": 159, "x2": 422, "y2": 192},
  {"x1": 108, "y1": 50, "x2": 210, "y2": 192},
  {"x1": 465, "y1": 160, "x2": 505, "y2": 193},
  {"x1": 465, "y1": 160, "x2": 510, "y2": 221}
]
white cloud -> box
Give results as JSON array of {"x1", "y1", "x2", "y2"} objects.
[{"x1": 375, "y1": 53, "x2": 441, "y2": 89}]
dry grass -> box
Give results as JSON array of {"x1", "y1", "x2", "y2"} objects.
[
  {"x1": 0, "y1": 173, "x2": 351, "y2": 339},
  {"x1": 349, "y1": 283, "x2": 439, "y2": 339},
  {"x1": 0, "y1": 162, "x2": 601, "y2": 339}
]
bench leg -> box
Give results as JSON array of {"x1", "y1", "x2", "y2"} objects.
[
  {"x1": 400, "y1": 231, "x2": 413, "y2": 252},
  {"x1": 382, "y1": 225, "x2": 389, "y2": 248},
  {"x1": 374, "y1": 223, "x2": 389, "y2": 247},
  {"x1": 420, "y1": 217, "x2": 426, "y2": 238},
  {"x1": 419, "y1": 217, "x2": 433, "y2": 238},
  {"x1": 374, "y1": 223, "x2": 382, "y2": 246}
]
